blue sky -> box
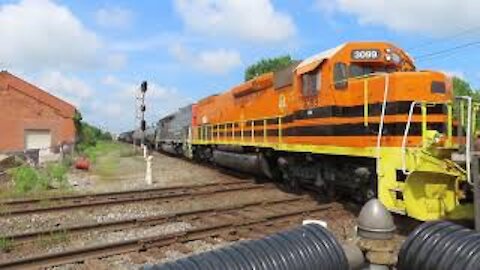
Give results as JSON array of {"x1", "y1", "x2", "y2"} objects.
[{"x1": 0, "y1": 0, "x2": 479, "y2": 132}]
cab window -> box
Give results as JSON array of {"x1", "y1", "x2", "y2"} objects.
[
  {"x1": 333, "y1": 62, "x2": 348, "y2": 90},
  {"x1": 302, "y1": 68, "x2": 321, "y2": 97}
]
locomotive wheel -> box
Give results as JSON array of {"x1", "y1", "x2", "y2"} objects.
[
  {"x1": 281, "y1": 171, "x2": 301, "y2": 195},
  {"x1": 359, "y1": 180, "x2": 377, "y2": 203}
]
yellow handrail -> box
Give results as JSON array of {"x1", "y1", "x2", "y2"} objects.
[
  {"x1": 364, "y1": 79, "x2": 369, "y2": 127},
  {"x1": 421, "y1": 102, "x2": 427, "y2": 145}
]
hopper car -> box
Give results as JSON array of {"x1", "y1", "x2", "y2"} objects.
[{"x1": 152, "y1": 41, "x2": 477, "y2": 221}]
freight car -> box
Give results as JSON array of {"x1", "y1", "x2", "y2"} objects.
[
  {"x1": 157, "y1": 41, "x2": 476, "y2": 222},
  {"x1": 155, "y1": 105, "x2": 193, "y2": 157},
  {"x1": 118, "y1": 130, "x2": 134, "y2": 144},
  {"x1": 144, "y1": 125, "x2": 157, "y2": 149}
]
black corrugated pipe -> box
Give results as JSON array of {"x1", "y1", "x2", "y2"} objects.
[
  {"x1": 143, "y1": 224, "x2": 349, "y2": 270},
  {"x1": 397, "y1": 221, "x2": 480, "y2": 270}
]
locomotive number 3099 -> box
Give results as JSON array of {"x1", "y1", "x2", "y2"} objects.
[{"x1": 351, "y1": 49, "x2": 380, "y2": 60}]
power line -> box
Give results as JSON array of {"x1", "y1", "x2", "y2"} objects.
[
  {"x1": 408, "y1": 25, "x2": 480, "y2": 52},
  {"x1": 415, "y1": 41, "x2": 480, "y2": 61}
]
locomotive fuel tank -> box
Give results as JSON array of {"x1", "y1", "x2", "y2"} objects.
[{"x1": 212, "y1": 150, "x2": 272, "y2": 178}]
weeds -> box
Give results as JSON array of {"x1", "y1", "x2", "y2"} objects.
[
  {"x1": 45, "y1": 163, "x2": 69, "y2": 187},
  {"x1": 10, "y1": 161, "x2": 69, "y2": 194},
  {"x1": 11, "y1": 166, "x2": 48, "y2": 193},
  {"x1": 0, "y1": 236, "x2": 12, "y2": 252}
]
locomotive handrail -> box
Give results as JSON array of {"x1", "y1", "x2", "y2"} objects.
[
  {"x1": 376, "y1": 74, "x2": 390, "y2": 174},
  {"x1": 401, "y1": 100, "x2": 471, "y2": 183},
  {"x1": 194, "y1": 115, "x2": 283, "y2": 145},
  {"x1": 457, "y1": 96, "x2": 473, "y2": 185},
  {"x1": 401, "y1": 101, "x2": 419, "y2": 175},
  {"x1": 401, "y1": 101, "x2": 453, "y2": 175}
]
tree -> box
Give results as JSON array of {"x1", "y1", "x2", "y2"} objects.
[
  {"x1": 244, "y1": 55, "x2": 295, "y2": 81},
  {"x1": 73, "y1": 111, "x2": 112, "y2": 152},
  {"x1": 452, "y1": 77, "x2": 479, "y2": 100}
]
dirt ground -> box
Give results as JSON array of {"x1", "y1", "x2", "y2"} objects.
[{"x1": 68, "y1": 143, "x2": 248, "y2": 193}]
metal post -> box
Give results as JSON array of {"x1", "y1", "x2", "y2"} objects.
[
  {"x1": 137, "y1": 81, "x2": 148, "y2": 151},
  {"x1": 251, "y1": 121, "x2": 255, "y2": 142},
  {"x1": 263, "y1": 119, "x2": 267, "y2": 143},
  {"x1": 146, "y1": 155, "x2": 153, "y2": 185},
  {"x1": 447, "y1": 103, "x2": 453, "y2": 147},
  {"x1": 473, "y1": 153, "x2": 480, "y2": 231},
  {"x1": 421, "y1": 102, "x2": 428, "y2": 146},
  {"x1": 363, "y1": 79, "x2": 369, "y2": 127}
]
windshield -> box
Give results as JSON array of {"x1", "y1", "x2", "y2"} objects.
[{"x1": 349, "y1": 63, "x2": 397, "y2": 78}]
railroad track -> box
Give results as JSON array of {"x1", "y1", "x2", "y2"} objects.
[
  {"x1": 0, "y1": 181, "x2": 264, "y2": 216},
  {"x1": 8, "y1": 196, "x2": 304, "y2": 243},
  {"x1": 0, "y1": 199, "x2": 339, "y2": 270}
]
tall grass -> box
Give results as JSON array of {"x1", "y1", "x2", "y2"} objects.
[
  {"x1": 82, "y1": 141, "x2": 123, "y2": 164},
  {"x1": 11, "y1": 166, "x2": 48, "y2": 193},
  {"x1": 11, "y1": 162, "x2": 69, "y2": 194}
]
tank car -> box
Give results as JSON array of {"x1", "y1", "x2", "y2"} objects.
[{"x1": 190, "y1": 41, "x2": 475, "y2": 221}]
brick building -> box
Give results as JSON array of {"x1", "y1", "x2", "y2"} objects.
[{"x1": 0, "y1": 71, "x2": 76, "y2": 154}]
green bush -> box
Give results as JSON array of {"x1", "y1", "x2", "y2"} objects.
[
  {"x1": 45, "y1": 163, "x2": 68, "y2": 186},
  {"x1": 11, "y1": 166, "x2": 48, "y2": 193},
  {"x1": 11, "y1": 163, "x2": 70, "y2": 194}
]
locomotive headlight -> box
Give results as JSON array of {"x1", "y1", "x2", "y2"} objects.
[
  {"x1": 385, "y1": 54, "x2": 392, "y2": 61},
  {"x1": 391, "y1": 53, "x2": 402, "y2": 64}
]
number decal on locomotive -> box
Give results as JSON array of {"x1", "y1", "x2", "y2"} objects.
[{"x1": 351, "y1": 49, "x2": 381, "y2": 60}]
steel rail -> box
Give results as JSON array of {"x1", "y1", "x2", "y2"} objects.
[
  {"x1": 8, "y1": 196, "x2": 304, "y2": 243},
  {"x1": 0, "y1": 203, "x2": 336, "y2": 270},
  {"x1": 0, "y1": 180, "x2": 250, "y2": 206},
  {"x1": 0, "y1": 182, "x2": 265, "y2": 216}
]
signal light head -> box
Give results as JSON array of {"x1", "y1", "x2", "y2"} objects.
[{"x1": 141, "y1": 81, "x2": 148, "y2": 93}]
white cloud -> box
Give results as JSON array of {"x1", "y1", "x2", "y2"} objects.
[
  {"x1": 169, "y1": 44, "x2": 242, "y2": 74},
  {"x1": 34, "y1": 71, "x2": 93, "y2": 108},
  {"x1": 318, "y1": 0, "x2": 480, "y2": 36},
  {"x1": 174, "y1": 0, "x2": 296, "y2": 43},
  {"x1": 105, "y1": 53, "x2": 128, "y2": 70},
  {"x1": 96, "y1": 75, "x2": 192, "y2": 132},
  {"x1": 0, "y1": 0, "x2": 102, "y2": 70},
  {"x1": 95, "y1": 7, "x2": 133, "y2": 29}
]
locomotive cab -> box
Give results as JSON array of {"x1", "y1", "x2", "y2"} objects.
[{"x1": 294, "y1": 42, "x2": 471, "y2": 220}]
